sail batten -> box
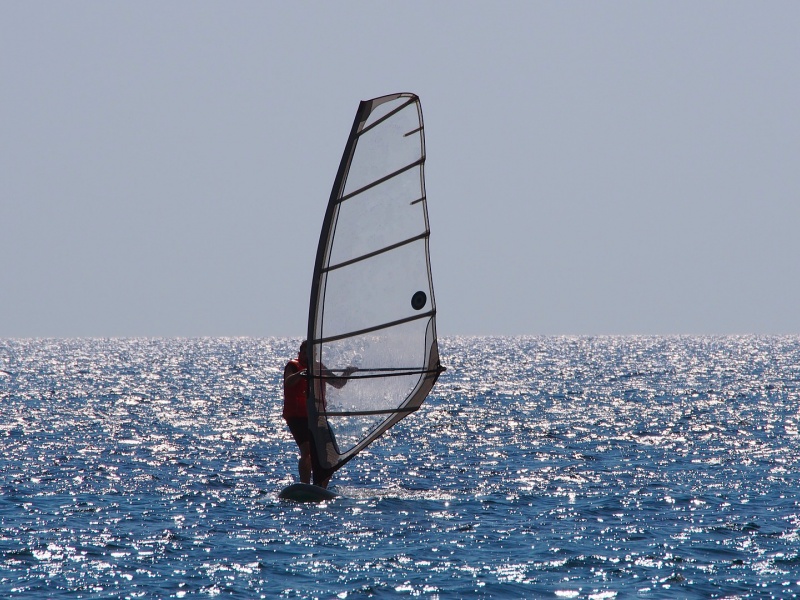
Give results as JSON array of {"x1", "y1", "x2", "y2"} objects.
[
  {"x1": 313, "y1": 367, "x2": 440, "y2": 380},
  {"x1": 306, "y1": 93, "x2": 442, "y2": 473},
  {"x1": 339, "y1": 158, "x2": 424, "y2": 203},
  {"x1": 313, "y1": 310, "x2": 435, "y2": 345},
  {"x1": 321, "y1": 407, "x2": 420, "y2": 417},
  {"x1": 322, "y1": 231, "x2": 429, "y2": 273}
]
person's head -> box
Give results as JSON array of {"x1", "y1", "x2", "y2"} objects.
[{"x1": 298, "y1": 340, "x2": 308, "y2": 367}]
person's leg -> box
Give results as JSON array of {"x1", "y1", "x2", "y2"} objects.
[
  {"x1": 287, "y1": 419, "x2": 313, "y2": 484},
  {"x1": 311, "y1": 466, "x2": 333, "y2": 489},
  {"x1": 297, "y1": 441, "x2": 312, "y2": 484},
  {"x1": 309, "y1": 438, "x2": 334, "y2": 488}
]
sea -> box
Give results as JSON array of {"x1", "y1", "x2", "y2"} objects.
[{"x1": 1, "y1": 336, "x2": 800, "y2": 599}]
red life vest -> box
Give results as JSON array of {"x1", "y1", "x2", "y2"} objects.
[{"x1": 282, "y1": 358, "x2": 308, "y2": 419}]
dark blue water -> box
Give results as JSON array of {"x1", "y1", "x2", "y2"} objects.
[{"x1": 2, "y1": 337, "x2": 800, "y2": 598}]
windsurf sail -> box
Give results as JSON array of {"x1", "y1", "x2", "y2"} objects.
[{"x1": 306, "y1": 93, "x2": 443, "y2": 473}]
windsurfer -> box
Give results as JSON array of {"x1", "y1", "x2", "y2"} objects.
[{"x1": 283, "y1": 340, "x2": 356, "y2": 488}]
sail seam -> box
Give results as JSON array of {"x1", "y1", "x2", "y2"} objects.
[
  {"x1": 358, "y1": 97, "x2": 417, "y2": 136},
  {"x1": 338, "y1": 159, "x2": 423, "y2": 203},
  {"x1": 322, "y1": 231, "x2": 429, "y2": 273},
  {"x1": 313, "y1": 311, "x2": 434, "y2": 345}
]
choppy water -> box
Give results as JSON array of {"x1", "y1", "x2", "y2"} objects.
[{"x1": 1, "y1": 336, "x2": 800, "y2": 598}]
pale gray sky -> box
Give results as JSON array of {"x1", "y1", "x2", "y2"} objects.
[{"x1": 2, "y1": 2, "x2": 799, "y2": 337}]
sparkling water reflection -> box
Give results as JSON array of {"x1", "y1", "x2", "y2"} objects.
[{"x1": 1, "y1": 337, "x2": 800, "y2": 598}]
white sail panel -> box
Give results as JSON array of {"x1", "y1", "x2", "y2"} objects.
[
  {"x1": 328, "y1": 168, "x2": 426, "y2": 268},
  {"x1": 341, "y1": 100, "x2": 423, "y2": 197},
  {"x1": 361, "y1": 96, "x2": 414, "y2": 130},
  {"x1": 319, "y1": 240, "x2": 430, "y2": 341},
  {"x1": 315, "y1": 319, "x2": 435, "y2": 453},
  {"x1": 307, "y1": 93, "x2": 442, "y2": 473}
]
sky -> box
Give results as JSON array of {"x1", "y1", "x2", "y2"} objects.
[{"x1": 2, "y1": 2, "x2": 799, "y2": 337}]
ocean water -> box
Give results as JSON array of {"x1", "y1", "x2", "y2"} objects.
[{"x1": 1, "y1": 336, "x2": 800, "y2": 599}]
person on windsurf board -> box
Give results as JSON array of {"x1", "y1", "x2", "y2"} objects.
[{"x1": 283, "y1": 340, "x2": 356, "y2": 488}]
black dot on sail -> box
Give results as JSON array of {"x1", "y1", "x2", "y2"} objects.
[{"x1": 411, "y1": 291, "x2": 427, "y2": 311}]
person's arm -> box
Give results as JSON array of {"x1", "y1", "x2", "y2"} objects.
[
  {"x1": 322, "y1": 365, "x2": 358, "y2": 389},
  {"x1": 283, "y1": 362, "x2": 306, "y2": 389}
]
